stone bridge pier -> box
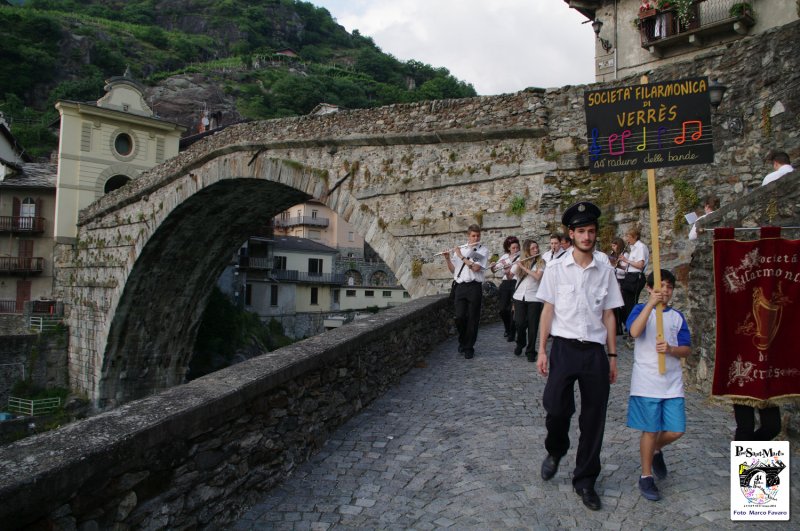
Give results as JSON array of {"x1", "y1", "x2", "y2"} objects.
[{"x1": 54, "y1": 92, "x2": 565, "y2": 408}]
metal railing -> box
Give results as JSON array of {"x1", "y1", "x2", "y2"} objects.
[
  {"x1": 0, "y1": 256, "x2": 44, "y2": 273},
  {"x1": 29, "y1": 316, "x2": 62, "y2": 333},
  {"x1": 0, "y1": 300, "x2": 17, "y2": 314},
  {"x1": 238, "y1": 256, "x2": 272, "y2": 269},
  {"x1": 0, "y1": 216, "x2": 45, "y2": 233},
  {"x1": 271, "y1": 270, "x2": 345, "y2": 284},
  {"x1": 639, "y1": 0, "x2": 754, "y2": 47},
  {"x1": 274, "y1": 216, "x2": 330, "y2": 228},
  {"x1": 7, "y1": 396, "x2": 61, "y2": 417}
]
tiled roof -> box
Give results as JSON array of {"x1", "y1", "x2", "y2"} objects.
[
  {"x1": 0, "y1": 162, "x2": 57, "y2": 189},
  {"x1": 273, "y1": 236, "x2": 338, "y2": 254}
]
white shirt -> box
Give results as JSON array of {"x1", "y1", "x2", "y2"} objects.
[
  {"x1": 688, "y1": 212, "x2": 710, "y2": 240},
  {"x1": 625, "y1": 240, "x2": 649, "y2": 273},
  {"x1": 629, "y1": 306, "x2": 691, "y2": 398},
  {"x1": 761, "y1": 164, "x2": 793, "y2": 186},
  {"x1": 536, "y1": 251, "x2": 624, "y2": 344},
  {"x1": 449, "y1": 243, "x2": 489, "y2": 284},
  {"x1": 511, "y1": 260, "x2": 544, "y2": 302},
  {"x1": 542, "y1": 250, "x2": 557, "y2": 263},
  {"x1": 493, "y1": 252, "x2": 518, "y2": 280},
  {"x1": 593, "y1": 250, "x2": 610, "y2": 265}
]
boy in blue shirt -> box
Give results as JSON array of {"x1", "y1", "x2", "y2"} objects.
[{"x1": 626, "y1": 269, "x2": 692, "y2": 501}]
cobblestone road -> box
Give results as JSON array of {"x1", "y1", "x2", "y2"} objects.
[{"x1": 233, "y1": 322, "x2": 798, "y2": 530}]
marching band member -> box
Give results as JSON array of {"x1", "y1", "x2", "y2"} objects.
[
  {"x1": 511, "y1": 240, "x2": 544, "y2": 362},
  {"x1": 442, "y1": 224, "x2": 489, "y2": 359},
  {"x1": 491, "y1": 236, "x2": 520, "y2": 342}
]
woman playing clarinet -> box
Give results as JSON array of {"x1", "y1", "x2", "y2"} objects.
[{"x1": 511, "y1": 239, "x2": 545, "y2": 362}]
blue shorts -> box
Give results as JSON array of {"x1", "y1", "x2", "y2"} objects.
[{"x1": 627, "y1": 396, "x2": 686, "y2": 433}]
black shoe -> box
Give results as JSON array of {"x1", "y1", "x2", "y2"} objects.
[
  {"x1": 540, "y1": 455, "x2": 560, "y2": 480},
  {"x1": 503, "y1": 331, "x2": 509, "y2": 338},
  {"x1": 514, "y1": 345, "x2": 523, "y2": 356},
  {"x1": 458, "y1": 345, "x2": 464, "y2": 355},
  {"x1": 464, "y1": 349, "x2": 474, "y2": 359},
  {"x1": 506, "y1": 334, "x2": 515, "y2": 342},
  {"x1": 526, "y1": 352, "x2": 535, "y2": 362},
  {"x1": 575, "y1": 487, "x2": 601, "y2": 511}
]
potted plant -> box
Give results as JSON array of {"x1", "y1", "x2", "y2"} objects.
[
  {"x1": 730, "y1": 2, "x2": 755, "y2": 22},
  {"x1": 639, "y1": 0, "x2": 656, "y2": 18},
  {"x1": 657, "y1": 0, "x2": 695, "y2": 29}
]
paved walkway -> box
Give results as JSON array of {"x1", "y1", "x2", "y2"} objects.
[{"x1": 233, "y1": 322, "x2": 798, "y2": 530}]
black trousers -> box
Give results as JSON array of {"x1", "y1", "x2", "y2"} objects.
[
  {"x1": 514, "y1": 299, "x2": 543, "y2": 357},
  {"x1": 621, "y1": 278, "x2": 645, "y2": 328},
  {"x1": 733, "y1": 405, "x2": 782, "y2": 441},
  {"x1": 498, "y1": 279, "x2": 516, "y2": 336},
  {"x1": 543, "y1": 337, "x2": 610, "y2": 490},
  {"x1": 454, "y1": 281, "x2": 482, "y2": 352},
  {"x1": 614, "y1": 279, "x2": 625, "y2": 335}
]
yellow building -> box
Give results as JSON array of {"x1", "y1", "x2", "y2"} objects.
[{"x1": 53, "y1": 69, "x2": 185, "y2": 243}]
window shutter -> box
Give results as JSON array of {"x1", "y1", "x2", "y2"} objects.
[
  {"x1": 12, "y1": 197, "x2": 20, "y2": 217},
  {"x1": 81, "y1": 122, "x2": 92, "y2": 152}
]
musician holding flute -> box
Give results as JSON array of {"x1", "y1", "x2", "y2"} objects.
[
  {"x1": 490, "y1": 236, "x2": 520, "y2": 342},
  {"x1": 511, "y1": 240, "x2": 544, "y2": 362},
  {"x1": 443, "y1": 224, "x2": 489, "y2": 359}
]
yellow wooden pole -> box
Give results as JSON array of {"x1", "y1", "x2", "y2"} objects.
[{"x1": 640, "y1": 74, "x2": 666, "y2": 374}]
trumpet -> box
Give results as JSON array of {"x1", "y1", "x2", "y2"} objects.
[{"x1": 434, "y1": 241, "x2": 480, "y2": 257}]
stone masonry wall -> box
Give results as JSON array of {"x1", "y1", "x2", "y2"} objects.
[{"x1": 0, "y1": 295, "x2": 455, "y2": 530}]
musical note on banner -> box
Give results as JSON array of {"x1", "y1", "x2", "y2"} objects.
[
  {"x1": 673, "y1": 120, "x2": 702, "y2": 145},
  {"x1": 589, "y1": 128, "x2": 602, "y2": 161},
  {"x1": 657, "y1": 126, "x2": 667, "y2": 149},
  {"x1": 608, "y1": 129, "x2": 632, "y2": 155},
  {"x1": 636, "y1": 127, "x2": 648, "y2": 152}
]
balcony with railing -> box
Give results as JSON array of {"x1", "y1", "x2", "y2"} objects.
[
  {"x1": 274, "y1": 216, "x2": 330, "y2": 229},
  {"x1": 238, "y1": 256, "x2": 273, "y2": 270},
  {"x1": 271, "y1": 269, "x2": 345, "y2": 285},
  {"x1": 639, "y1": 0, "x2": 755, "y2": 53},
  {"x1": 0, "y1": 216, "x2": 46, "y2": 234},
  {"x1": 0, "y1": 256, "x2": 44, "y2": 274}
]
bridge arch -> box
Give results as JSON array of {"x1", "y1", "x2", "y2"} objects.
[
  {"x1": 57, "y1": 148, "x2": 431, "y2": 408},
  {"x1": 54, "y1": 91, "x2": 559, "y2": 408}
]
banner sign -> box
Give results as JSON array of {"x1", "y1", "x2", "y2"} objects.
[
  {"x1": 584, "y1": 77, "x2": 714, "y2": 174},
  {"x1": 712, "y1": 227, "x2": 800, "y2": 400}
]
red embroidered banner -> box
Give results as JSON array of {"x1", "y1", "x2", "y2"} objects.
[{"x1": 712, "y1": 227, "x2": 800, "y2": 400}]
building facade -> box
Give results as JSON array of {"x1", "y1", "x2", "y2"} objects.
[
  {"x1": 565, "y1": 0, "x2": 799, "y2": 83},
  {"x1": 53, "y1": 70, "x2": 185, "y2": 243}
]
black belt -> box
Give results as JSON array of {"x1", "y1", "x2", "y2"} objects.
[
  {"x1": 554, "y1": 336, "x2": 603, "y2": 350},
  {"x1": 456, "y1": 280, "x2": 481, "y2": 285}
]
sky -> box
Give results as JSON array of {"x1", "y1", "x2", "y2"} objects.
[{"x1": 311, "y1": 0, "x2": 596, "y2": 96}]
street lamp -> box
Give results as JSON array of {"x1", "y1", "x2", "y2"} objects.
[
  {"x1": 591, "y1": 19, "x2": 614, "y2": 53},
  {"x1": 708, "y1": 79, "x2": 744, "y2": 136}
]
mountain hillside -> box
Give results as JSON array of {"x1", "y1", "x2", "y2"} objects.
[{"x1": 0, "y1": 0, "x2": 477, "y2": 158}]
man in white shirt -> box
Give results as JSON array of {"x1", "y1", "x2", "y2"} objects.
[
  {"x1": 536, "y1": 201, "x2": 624, "y2": 511},
  {"x1": 443, "y1": 224, "x2": 489, "y2": 359},
  {"x1": 761, "y1": 151, "x2": 793, "y2": 186}
]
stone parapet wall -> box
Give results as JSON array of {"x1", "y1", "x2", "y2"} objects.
[
  {"x1": 0, "y1": 295, "x2": 456, "y2": 530},
  {"x1": 686, "y1": 177, "x2": 800, "y2": 436}
]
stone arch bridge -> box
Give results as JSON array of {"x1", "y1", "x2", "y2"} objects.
[
  {"x1": 50, "y1": 14, "x2": 800, "y2": 409},
  {"x1": 55, "y1": 89, "x2": 594, "y2": 408}
]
